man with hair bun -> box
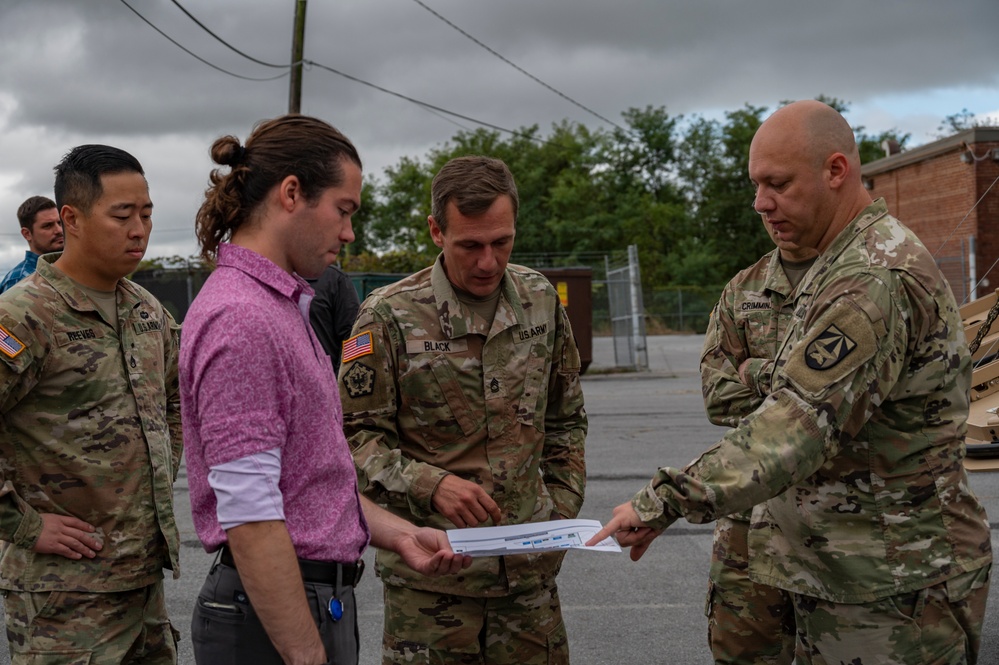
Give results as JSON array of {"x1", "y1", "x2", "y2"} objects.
[
  {"x1": 181, "y1": 113, "x2": 470, "y2": 665},
  {"x1": 341, "y1": 155, "x2": 587, "y2": 664},
  {"x1": 0, "y1": 145, "x2": 182, "y2": 662}
]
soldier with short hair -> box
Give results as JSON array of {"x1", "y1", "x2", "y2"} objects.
[
  {"x1": 592, "y1": 100, "x2": 992, "y2": 664},
  {"x1": 0, "y1": 144, "x2": 182, "y2": 663},
  {"x1": 341, "y1": 155, "x2": 587, "y2": 664},
  {"x1": 699, "y1": 222, "x2": 817, "y2": 664}
]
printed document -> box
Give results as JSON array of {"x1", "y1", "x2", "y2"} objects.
[{"x1": 447, "y1": 519, "x2": 621, "y2": 557}]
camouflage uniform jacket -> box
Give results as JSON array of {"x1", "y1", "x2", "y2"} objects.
[
  {"x1": 341, "y1": 256, "x2": 587, "y2": 596},
  {"x1": 635, "y1": 199, "x2": 992, "y2": 603},
  {"x1": 701, "y1": 248, "x2": 801, "y2": 431},
  {"x1": 0, "y1": 254, "x2": 182, "y2": 592},
  {"x1": 700, "y1": 249, "x2": 801, "y2": 537}
]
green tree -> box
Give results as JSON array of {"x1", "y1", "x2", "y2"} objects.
[
  {"x1": 937, "y1": 108, "x2": 978, "y2": 137},
  {"x1": 671, "y1": 104, "x2": 770, "y2": 286},
  {"x1": 135, "y1": 254, "x2": 205, "y2": 272},
  {"x1": 341, "y1": 179, "x2": 378, "y2": 259},
  {"x1": 354, "y1": 96, "x2": 919, "y2": 299},
  {"x1": 360, "y1": 157, "x2": 434, "y2": 255}
]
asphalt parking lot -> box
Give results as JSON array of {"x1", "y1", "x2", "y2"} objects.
[{"x1": 2, "y1": 334, "x2": 997, "y2": 664}]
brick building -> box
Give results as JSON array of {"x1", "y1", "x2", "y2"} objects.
[{"x1": 861, "y1": 126, "x2": 999, "y2": 304}]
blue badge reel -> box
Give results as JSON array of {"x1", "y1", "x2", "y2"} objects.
[{"x1": 328, "y1": 597, "x2": 343, "y2": 622}]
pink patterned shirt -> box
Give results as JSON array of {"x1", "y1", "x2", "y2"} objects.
[{"x1": 180, "y1": 243, "x2": 369, "y2": 562}]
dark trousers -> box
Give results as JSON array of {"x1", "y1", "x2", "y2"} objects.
[{"x1": 191, "y1": 561, "x2": 359, "y2": 665}]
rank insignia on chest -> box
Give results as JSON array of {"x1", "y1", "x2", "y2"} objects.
[
  {"x1": 343, "y1": 362, "x2": 376, "y2": 398},
  {"x1": 0, "y1": 324, "x2": 25, "y2": 359},
  {"x1": 805, "y1": 323, "x2": 856, "y2": 370}
]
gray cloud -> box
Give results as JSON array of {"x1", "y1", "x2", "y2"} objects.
[{"x1": 1, "y1": 0, "x2": 997, "y2": 266}]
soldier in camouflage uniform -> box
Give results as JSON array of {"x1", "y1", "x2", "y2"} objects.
[
  {"x1": 0, "y1": 145, "x2": 182, "y2": 664},
  {"x1": 340, "y1": 156, "x2": 587, "y2": 664},
  {"x1": 592, "y1": 100, "x2": 992, "y2": 664},
  {"x1": 700, "y1": 230, "x2": 817, "y2": 664}
]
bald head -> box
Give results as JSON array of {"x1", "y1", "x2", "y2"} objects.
[
  {"x1": 749, "y1": 101, "x2": 873, "y2": 254},
  {"x1": 758, "y1": 100, "x2": 860, "y2": 172}
]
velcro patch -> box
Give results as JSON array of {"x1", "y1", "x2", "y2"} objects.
[
  {"x1": 133, "y1": 319, "x2": 162, "y2": 334},
  {"x1": 784, "y1": 299, "x2": 880, "y2": 398},
  {"x1": 804, "y1": 324, "x2": 856, "y2": 370},
  {"x1": 740, "y1": 299, "x2": 771, "y2": 313},
  {"x1": 343, "y1": 362, "x2": 376, "y2": 398},
  {"x1": 55, "y1": 327, "x2": 106, "y2": 346},
  {"x1": 515, "y1": 323, "x2": 549, "y2": 343},
  {"x1": 342, "y1": 331, "x2": 374, "y2": 363},
  {"x1": 0, "y1": 324, "x2": 26, "y2": 358},
  {"x1": 405, "y1": 338, "x2": 468, "y2": 355}
]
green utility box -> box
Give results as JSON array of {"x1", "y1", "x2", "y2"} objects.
[
  {"x1": 539, "y1": 267, "x2": 593, "y2": 373},
  {"x1": 349, "y1": 272, "x2": 407, "y2": 301}
]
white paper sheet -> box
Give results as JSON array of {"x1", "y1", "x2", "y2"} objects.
[{"x1": 447, "y1": 518, "x2": 621, "y2": 557}]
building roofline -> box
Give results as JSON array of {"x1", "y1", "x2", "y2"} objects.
[{"x1": 862, "y1": 126, "x2": 999, "y2": 176}]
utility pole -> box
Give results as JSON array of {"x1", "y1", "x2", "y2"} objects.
[{"x1": 288, "y1": 0, "x2": 308, "y2": 113}]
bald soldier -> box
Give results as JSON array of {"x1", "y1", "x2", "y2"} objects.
[{"x1": 591, "y1": 100, "x2": 992, "y2": 664}]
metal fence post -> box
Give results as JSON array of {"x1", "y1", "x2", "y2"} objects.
[{"x1": 628, "y1": 245, "x2": 648, "y2": 370}]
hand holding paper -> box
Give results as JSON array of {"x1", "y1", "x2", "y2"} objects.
[{"x1": 447, "y1": 519, "x2": 621, "y2": 557}]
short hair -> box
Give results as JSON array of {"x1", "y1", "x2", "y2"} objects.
[
  {"x1": 195, "y1": 114, "x2": 362, "y2": 262},
  {"x1": 53, "y1": 145, "x2": 145, "y2": 214},
  {"x1": 431, "y1": 156, "x2": 519, "y2": 233},
  {"x1": 16, "y1": 196, "x2": 56, "y2": 231}
]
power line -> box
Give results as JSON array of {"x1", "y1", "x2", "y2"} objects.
[
  {"x1": 934, "y1": 171, "x2": 999, "y2": 264},
  {"x1": 304, "y1": 60, "x2": 548, "y2": 145},
  {"x1": 129, "y1": 0, "x2": 557, "y2": 146},
  {"x1": 169, "y1": 0, "x2": 289, "y2": 69},
  {"x1": 409, "y1": 0, "x2": 627, "y2": 133},
  {"x1": 118, "y1": 0, "x2": 289, "y2": 82}
]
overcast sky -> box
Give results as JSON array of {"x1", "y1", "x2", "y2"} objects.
[{"x1": 1, "y1": 0, "x2": 998, "y2": 270}]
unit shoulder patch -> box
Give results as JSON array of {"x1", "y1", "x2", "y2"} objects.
[
  {"x1": 784, "y1": 298, "x2": 879, "y2": 397},
  {"x1": 343, "y1": 361, "x2": 376, "y2": 398},
  {"x1": 804, "y1": 323, "x2": 856, "y2": 370}
]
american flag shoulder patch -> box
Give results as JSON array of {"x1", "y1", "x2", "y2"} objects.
[
  {"x1": 0, "y1": 324, "x2": 26, "y2": 359},
  {"x1": 342, "y1": 331, "x2": 374, "y2": 363}
]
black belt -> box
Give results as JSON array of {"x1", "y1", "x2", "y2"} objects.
[{"x1": 220, "y1": 546, "x2": 364, "y2": 587}]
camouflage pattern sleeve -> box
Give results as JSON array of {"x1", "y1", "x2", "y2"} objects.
[
  {"x1": 700, "y1": 295, "x2": 759, "y2": 429},
  {"x1": 0, "y1": 330, "x2": 45, "y2": 547},
  {"x1": 341, "y1": 306, "x2": 452, "y2": 520},
  {"x1": 540, "y1": 302, "x2": 586, "y2": 519},
  {"x1": 700, "y1": 252, "x2": 790, "y2": 427},
  {"x1": 740, "y1": 357, "x2": 774, "y2": 398},
  {"x1": 634, "y1": 273, "x2": 898, "y2": 530}
]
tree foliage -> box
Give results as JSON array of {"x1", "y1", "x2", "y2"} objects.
[
  {"x1": 937, "y1": 108, "x2": 978, "y2": 137},
  {"x1": 145, "y1": 97, "x2": 929, "y2": 293},
  {"x1": 352, "y1": 98, "x2": 916, "y2": 290}
]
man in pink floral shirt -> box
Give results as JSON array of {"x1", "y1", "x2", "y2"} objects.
[{"x1": 181, "y1": 115, "x2": 469, "y2": 665}]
